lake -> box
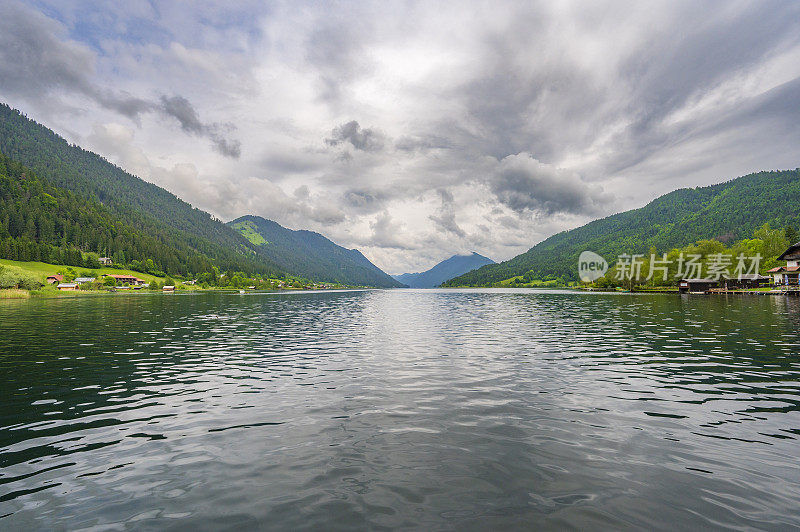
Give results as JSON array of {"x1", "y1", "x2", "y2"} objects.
[{"x1": 1, "y1": 289, "x2": 800, "y2": 530}]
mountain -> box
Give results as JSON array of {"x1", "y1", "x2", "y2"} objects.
[
  {"x1": 393, "y1": 252, "x2": 495, "y2": 288},
  {"x1": 445, "y1": 169, "x2": 800, "y2": 286},
  {"x1": 0, "y1": 103, "x2": 283, "y2": 277},
  {"x1": 0, "y1": 152, "x2": 197, "y2": 271},
  {"x1": 229, "y1": 215, "x2": 403, "y2": 288}
]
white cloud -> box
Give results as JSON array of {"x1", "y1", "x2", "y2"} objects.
[{"x1": 4, "y1": 0, "x2": 800, "y2": 273}]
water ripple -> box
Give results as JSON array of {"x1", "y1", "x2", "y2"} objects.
[{"x1": 0, "y1": 289, "x2": 799, "y2": 529}]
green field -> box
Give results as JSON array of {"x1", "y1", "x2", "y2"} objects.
[
  {"x1": 0, "y1": 259, "x2": 169, "y2": 285},
  {"x1": 495, "y1": 275, "x2": 564, "y2": 288}
]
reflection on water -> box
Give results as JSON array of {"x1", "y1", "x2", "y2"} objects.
[{"x1": 1, "y1": 289, "x2": 799, "y2": 529}]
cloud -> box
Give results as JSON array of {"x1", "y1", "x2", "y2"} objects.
[
  {"x1": 304, "y1": 18, "x2": 375, "y2": 103},
  {"x1": 395, "y1": 134, "x2": 452, "y2": 153},
  {"x1": 0, "y1": 2, "x2": 94, "y2": 97},
  {"x1": 0, "y1": 1, "x2": 152, "y2": 116},
  {"x1": 87, "y1": 120, "x2": 342, "y2": 226},
  {"x1": 0, "y1": 1, "x2": 241, "y2": 157},
  {"x1": 342, "y1": 188, "x2": 391, "y2": 214},
  {"x1": 428, "y1": 189, "x2": 466, "y2": 238},
  {"x1": 367, "y1": 212, "x2": 417, "y2": 250},
  {"x1": 325, "y1": 120, "x2": 385, "y2": 152},
  {"x1": 159, "y1": 95, "x2": 241, "y2": 157},
  {"x1": 6, "y1": 1, "x2": 800, "y2": 273},
  {"x1": 491, "y1": 153, "x2": 611, "y2": 216}
]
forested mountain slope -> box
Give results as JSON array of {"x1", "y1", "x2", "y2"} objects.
[
  {"x1": 445, "y1": 169, "x2": 800, "y2": 286},
  {"x1": 229, "y1": 216, "x2": 403, "y2": 287},
  {"x1": 0, "y1": 103, "x2": 282, "y2": 276},
  {"x1": 0, "y1": 152, "x2": 206, "y2": 272}
]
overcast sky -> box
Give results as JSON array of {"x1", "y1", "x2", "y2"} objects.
[{"x1": 2, "y1": 1, "x2": 800, "y2": 273}]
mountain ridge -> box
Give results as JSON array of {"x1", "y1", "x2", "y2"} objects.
[
  {"x1": 393, "y1": 252, "x2": 495, "y2": 288},
  {"x1": 229, "y1": 215, "x2": 402, "y2": 288},
  {"x1": 444, "y1": 169, "x2": 800, "y2": 286}
]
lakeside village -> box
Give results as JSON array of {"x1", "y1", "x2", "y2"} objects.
[
  {"x1": 45, "y1": 261, "x2": 343, "y2": 292},
  {"x1": 583, "y1": 239, "x2": 800, "y2": 295},
  {"x1": 0, "y1": 255, "x2": 349, "y2": 297}
]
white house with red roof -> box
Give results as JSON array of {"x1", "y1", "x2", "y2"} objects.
[{"x1": 767, "y1": 242, "x2": 800, "y2": 286}]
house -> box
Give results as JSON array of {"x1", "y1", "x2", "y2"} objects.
[
  {"x1": 74, "y1": 277, "x2": 96, "y2": 285},
  {"x1": 56, "y1": 283, "x2": 78, "y2": 291},
  {"x1": 722, "y1": 274, "x2": 770, "y2": 290},
  {"x1": 98, "y1": 257, "x2": 113, "y2": 266},
  {"x1": 162, "y1": 285, "x2": 175, "y2": 292},
  {"x1": 107, "y1": 274, "x2": 146, "y2": 285},
  {"x1": 678, "y1": 278, "x2": 718, "y2": 294},
  {"x1": 767, "y1": 266, "x2": 785, "y2": 285},
  {"x1": 769, "y1": 242, "x2": 800, "y2": 287},
  {"x1": 46, "y1": 274, "x2": 63, "y2": 284}
]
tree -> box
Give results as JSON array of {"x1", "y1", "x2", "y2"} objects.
[
  {"x1": 753, "y1": 224, "x2": 789, "y2": 259},
  {"x1": 0, "y1": 268, "x2": 42, "y2": 290},
  {"x1": 786, "y1": 226, "x2": 799, "y2": 245}
]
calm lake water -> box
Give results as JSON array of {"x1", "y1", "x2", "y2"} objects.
[{"x1": 1, "y1": 289, "x2": 800, "y2": 530}]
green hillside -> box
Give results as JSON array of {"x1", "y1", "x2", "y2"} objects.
[
  {"x1": 0, "y1": 103, "x2": 282, "y2": 277},
  {"x1": 445, "y1": 169, "x2": 800, "y2": 286},
  {"x1": 0, "y1": 259, "x2": 167, "y2": 284},
  {"x1": 0, "y1": 152, "x2": 226, "y2": 275},
  {"x1": 230, "y1": 216, "x2": 403, "y2": 288}
]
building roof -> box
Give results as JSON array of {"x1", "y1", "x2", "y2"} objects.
[
  {"x1": 767, "y1": 267, "x2": 785, "y2": 273},
  {"x1": 787, "y1": 265, "x2": 800, "y2": 272},
  {"x1": 74, "y1": 277, "x2": 96, "y2": 283},
  {"x1": 56, "y1": 283, "x2": 78, "y2": 288},
  {"x1": 778, "y1": 242, "x2": 800, "y2": 261},
  {"x1": 681, "y1": 278, "x2": 718, "y2": 283},
  {"x1": 722, "y1": 274, "x2": 770, "y2": 280},
  {"x1": 47, "y1": 274, "x2": 63, "y2": 281},
  {"x1": 108, "y1": 274, "x2": 144, "y2": 281}
]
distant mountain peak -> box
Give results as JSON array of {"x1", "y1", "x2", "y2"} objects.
[{"x1": 392, "y1": 253, "x2": 495, "y2": 288}]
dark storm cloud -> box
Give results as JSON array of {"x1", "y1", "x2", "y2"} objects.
[
  {"x1": 0, "y1": 1, "x2": 241, "y2": 158},
  {"x1": 0, "y1": 2, "x2": 94, "y2": 96},
  {"x1": 159, "y1": 96, "x2": 241, "y2": 157},
  {"x1": 325, "y1": 121, "x2": 385, "y2": 152},
  {"x1": 445, "y1": 1, "x2": 800, "y2": 177},
  {"x1": 94, "y1": 90, "x2": 156, "y2": 119},
  {"x1": 599, "y1": 2, "x2": 800, "y2": 176},
  {"x1": 0, "y1": 1, "x2": 151, "y2": 119},
  {"x1": 343, "y1": 188, "x2": 389, "y2": 214},
  {"x1": 491, "y1": 154, "x2": 610, "y2": 216}
]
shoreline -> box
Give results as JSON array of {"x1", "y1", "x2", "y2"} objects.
[{"x1": 1, "y1": 286, "x2": 365, "y2": 300}]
